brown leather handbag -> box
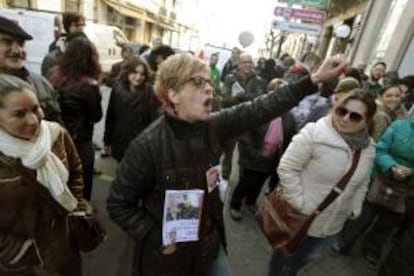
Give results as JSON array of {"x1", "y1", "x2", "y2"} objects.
[{"x1": 256, "y1": 150, "x2": 361, "y2": 254}]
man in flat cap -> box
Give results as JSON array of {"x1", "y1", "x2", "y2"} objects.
[{"x1": 0, "y1": 16, "x2": 61, "y2": 122}]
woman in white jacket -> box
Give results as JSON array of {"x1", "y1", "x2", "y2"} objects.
[{"x1": 268, "y1": 89, "x2": 377, "y2": 276}]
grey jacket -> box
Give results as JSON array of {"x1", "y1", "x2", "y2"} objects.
[{"x1": 0, "y1": 67, "x2": 62, "y2": 122}]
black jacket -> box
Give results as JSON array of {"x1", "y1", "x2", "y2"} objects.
[
  {"x1": 58, "y1": 79, "x2": 102, "y2": 142},
  {"x1": 238, "y1": 112, "x2": 296, "y2": 173},
  {"x1": 103, "y1": 81, "x2": 160, "y2": 161},
  {"x1": 379, "y1": 221, "x2": 414, "y2": 276},
  {"x1": 107, "y1": 76, "x2": 317, "y2": 276},
  {"x1": 379, "y1": 195, "x2": 414, "y2": 276}
]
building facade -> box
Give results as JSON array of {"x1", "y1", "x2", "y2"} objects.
[
  {"x1": 1, "y1": 0, "x2": 195, "y2": 47},
  {"x1": 350, "y1": 0, "x2": 414, "y2": 75}
]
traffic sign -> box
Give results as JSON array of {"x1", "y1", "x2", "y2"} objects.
[
  {"x1": 272, "y1": 20, "x2": 322, "y2": 36},
  {"x1": 274, "y1": 7, "x2": 326, "y2": 22},
  {"x1": 278, "y1": 0, "x2": 330, "y2": 9}
]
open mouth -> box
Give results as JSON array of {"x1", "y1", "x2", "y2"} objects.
[{"x1": 203, "y1": 99, "x2": 212, "y2": 109}]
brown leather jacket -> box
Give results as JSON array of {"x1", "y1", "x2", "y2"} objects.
[{"x1": 0, "y1": 122, "x2": 83, "y2": 274}]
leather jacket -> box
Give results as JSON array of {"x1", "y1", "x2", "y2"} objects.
[
  {"x1": 58, "y1": 79, "x2": 102, "y2": 142},
  {"x1": 107, "y1": 76, "x2": 317, "y2": 276}
]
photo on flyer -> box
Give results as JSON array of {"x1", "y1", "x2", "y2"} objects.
[{"x1": 162, "y1": 189, "x2": 204, "y2": 246}]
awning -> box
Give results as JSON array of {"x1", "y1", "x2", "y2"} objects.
[{"x1": 102, "y1": 0, "x2": 156, "y2": 23}]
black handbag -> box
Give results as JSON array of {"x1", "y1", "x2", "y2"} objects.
[{"x1": 66, "y1": 207, "x2": 107, "y2": 252}]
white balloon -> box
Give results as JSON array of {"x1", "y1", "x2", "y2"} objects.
[
  {"x1": 238, "y1": 31, "x2": 254, "y2": 48},
  {"x1": 335, "y1": 24, "x2": 351, "y2": 38}
]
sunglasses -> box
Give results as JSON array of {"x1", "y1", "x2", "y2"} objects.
[
  {"x1": 335, "y1": 106, "x2": 364, "y2": 123},
  {"x1": 188, "y1": 76, "x2": 215, "y2": 89}
]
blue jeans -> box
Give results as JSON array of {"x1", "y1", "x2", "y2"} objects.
[
  {"x1": 207, "y1": 245, "x2": 232, "y2": 276},
  {"x1": 268, "y1": 236, "x2": 328, "y2": 276}
]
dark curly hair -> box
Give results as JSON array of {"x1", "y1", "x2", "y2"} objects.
[{"x1": 51, "y1": 36, "x2": 101, "y2": 87}]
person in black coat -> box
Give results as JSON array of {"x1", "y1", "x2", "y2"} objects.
[
  {"x1": 229, "y1": 78, "x2": 296, "y2": 220},
  {"x1": 50, "y1": 36, "x2": 102, "y2": 200},
  {"x1": 106, "y1": 53, "x2": 347, "y2": 276},
  {"x1": 104, "y1": 57, "x2": 160, "y2": 161}
]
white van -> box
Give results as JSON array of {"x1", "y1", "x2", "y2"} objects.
[
  {"x1": 0, "y1": 8, "x2": 129, "y2": 74},
  {"x1": 84, "y1": 23, "x2": 129, "y2": 73},
  {"x1": 0, "y1": 8, "x2": 55, "y2": 74}
]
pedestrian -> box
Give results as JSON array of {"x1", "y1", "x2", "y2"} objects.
[
  {"x1": 362, "y1": 61, "x2": 386, "y2": 98},
  {"x1": 221, "y1": 47, "x2": 240, "y2": 83},
  {"x1": 303, "y1": 77, "x2": 359, "y2": 126},
  {"x1": 399, "y1": 75, "x2": 414, "y2": 111},
  {"x1": 379, "y1": 182, "x2": 414, "y2": 276},
  {"x1": 268, "y1": 89, "x2": 377, "y2": 276},
  {"x1": 372, "y1": 84, "x2": 404, "y2": 140},
  {"x1": 221, "y1": 53, "x2": 267, "y2": 180},
  {"x1": 0, "y1": 74, "x2": 85, "y2": 275},
  {"x1": 0, "y1": 16, "x2": 61, "y2": 122},
  {"x1": 107, "y1": 53, "x2": 347, "y2": 276},
  {"x1": 103, "y1": 56, "x2": 159, "y2": 162},
  {"x1": 209, "y1": 53, "x2": 220, "y2": 88},
  {"x1": 329, "y1": 84, "x2": 405, "y2": 259},
  {"x1": 41, "y1": 12, "x2": 86, "y2": 79},
  {"x1": 50, "y1": 36, "x2": 102, "y2": 200},
  {"x1": 104, "y1": 45, "x2": 135, "y2": 87},
  {"x1": 361, "y1": 117, "x2": 414, "y2": 268},
  {"x1": 229, "y1": 79, "x2": 296, "y2": 220},
  {"x1": 147, "y1": 45, "x2": 175, "y2": 74}
]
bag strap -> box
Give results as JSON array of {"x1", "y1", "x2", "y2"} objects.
[{"x1": 314, "y1": 149, "x2": 362, "y2": 215}]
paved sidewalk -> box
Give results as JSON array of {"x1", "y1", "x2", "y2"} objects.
[
  {"x1": 85, "y1": 85, "x2": 379, "y2": 275},
  {"x1": 85, "y1": 155, "x2": 378, "y2": 276}
]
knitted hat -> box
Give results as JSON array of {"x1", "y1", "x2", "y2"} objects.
[
  {"x1": 0, "y1": 16, "x2": 33, "y2": 40},
  {"x1": 334, "y1": 77, "x2": 360, "y2": 94}
]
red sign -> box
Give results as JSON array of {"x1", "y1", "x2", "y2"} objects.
[{"x1": 274, "y1": 7, "x2": 326, "y2": 22}]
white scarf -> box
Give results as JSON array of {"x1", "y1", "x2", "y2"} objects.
[{"x1": 0, "y1": 121, "x2": 78, "y2": 212}]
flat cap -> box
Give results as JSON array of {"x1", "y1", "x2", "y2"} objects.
[{"x1": 0, "y1": 16, "x2": 33, "y2": 40}]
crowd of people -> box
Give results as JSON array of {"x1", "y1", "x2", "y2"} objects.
[{"x1": 0, "y1": 10, "x2": 413, "y2": 276}]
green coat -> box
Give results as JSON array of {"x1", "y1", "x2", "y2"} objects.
[{"x1": 375, "y1": 118, "x2": 414, "y2": 185}]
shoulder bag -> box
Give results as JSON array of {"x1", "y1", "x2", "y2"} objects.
[{"x1": 256, "y1": 149, "x2": 361, "y2": 254}]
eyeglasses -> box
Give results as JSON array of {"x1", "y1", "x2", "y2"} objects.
[
  {"x1": 187, "y1": 76, "x2": 215, "y2": 89},
  {"x1": 335, "y1": 106, "x2": 364, "y2": 123}
]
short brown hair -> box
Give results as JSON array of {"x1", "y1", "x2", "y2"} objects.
[
  {"x1": 154, "y1": 53, "x2": 206, "y2": 109},
  {"x1": 118, "y1": 57, "x2": 152, "y2": 85}
]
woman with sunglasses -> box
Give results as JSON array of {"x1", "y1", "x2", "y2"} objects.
[
  {"x1": 107, "y1": 53, "x2": 347, "y2": 276},
  {"x1": 103, "y1": 57, "x2": 160, "y2": 162},
  {"x1": 268, "y1": 89, "x2": 377, "y2": 276},
  {"x1": 330, "y1": 84, "x2": 406, "y2": 258}
]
